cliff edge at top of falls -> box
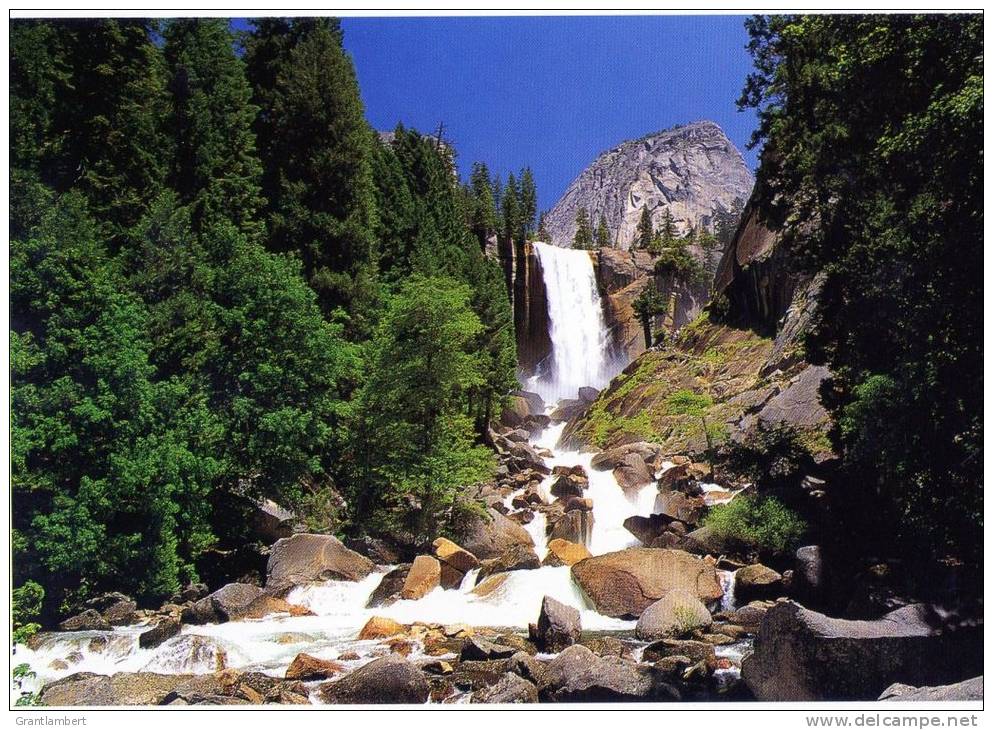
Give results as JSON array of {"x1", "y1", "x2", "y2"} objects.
[{"x1": 543, "y1": 121, "x2": 754, "y2": 249}]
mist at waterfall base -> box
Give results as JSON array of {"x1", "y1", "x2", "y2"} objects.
[
  {"x1": 13, "y1": 239, "x2": 747, "y2": 703},
  {"x1": 525, "y1": 242, "x2": 628, "y2": 403}
]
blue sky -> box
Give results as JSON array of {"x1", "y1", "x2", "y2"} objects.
[{"x1": 238, "y1": 16, "x2": 760, "y2": 213}]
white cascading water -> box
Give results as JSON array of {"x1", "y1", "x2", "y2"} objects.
[
  {"x1": 13, "y1": 240, "x2": 755, "y2": 704},
  {"x1": 529, "y1": 242, "x2": 615, "y2": 403}
]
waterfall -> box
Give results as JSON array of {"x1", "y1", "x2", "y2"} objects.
[{"x1": 530, "y1": 242, "x2": 614, "y2": 402}]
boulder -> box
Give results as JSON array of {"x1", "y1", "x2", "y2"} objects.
[
  {"x1": 793, "y1": 545, "x2": 828, "y2": 607},
  {"x1": 320, "y1": 655, "x2": 429, "y2": 704},
  {"x1": 400, "y1": 555, "x2": 441, "y2": 600},
  {"x1": 634, "y1": 588, "x2": 712, "y2": 640},
  {"x1": 730, "y1": 601, "x2": 774, "y2": 631},
  {"x1": 266, "y1": 534, "x2": 375, "y2": 593},
  {"x1": 590, "y1": 442, "x2": 662, "y2": 472},
  {"x1": 541, "y1": 645, "x2": 679, "y2": 702},
  {"x1": 549, "y1": 398, "x2": 588, "y2": 422},
  {"x1": 58, "y1": 609, "x2": 111, "y2": 633},
  {"x1": 613, "y1": 451, "x2": 654, "y2": 490},
  {"x1": 657, "y1": 463, "x2": 691, "y2": 491},
  {"x1": 228, "y1": 595, "x2": 313, "y2": 621},
  {"x1": 742, "y1": 601, "x2": 984, "y2": 701},
  {"x1": 879, "y1": 676, "x2": 983, "y2": 701},
  {"x1": 432, "y1": 537, "x2": 479, "y2": 573},
  {"x1": 500, "y1": 395, "x2": 532, "y2": 427},
  {"x1": 512, "y1": 389, "x2": 545, "y2": 415},
  {"x1": 734, "y1": 563, "x2": 784, "y2": 602},
  {"x1": 85, "y1": 593, "x2": 137, "y2": 627},
  {"x1": 548, "y1": 509, "x2": 593, "y2": 545},
  {"x1": 138, "y1": 617, "x2": 181, "y2": 649},
  {"x1": 552, "y1": 464, "x2": 588, "y2": 479},
  {"x1": 40, "y1": 672, "x2": 190, "y2": 706},
  {"x1": 571, "y1": 548, "x2": 723, "y2": 618},
  {"x1": 656, "y1": 491, "x2": 706, "y2": 525},
  {"x1": 141, "y1": 634, "x2": 227, "y2": 674},
  {"x1": 623, "y1": 514, "x2": 675, "y2": 546},
  {"x1": 541, "y1": 538, "x2": 592, "y2": 567},
  {"x1": 460, "y1": 636, "x2": 518, "y2": 661},
  {"x1": 508, "y1": 441, "x2": 548, "y2": 473},
  {"x1": 470, "y1": 573, "x2": 510, "y2": 598},
  {"x1": 184, "y1": 583, "x2": 264, "y2": 624},
  {"x1": 285, "y1": 653, "x2": 344, "y2": 681},
  {"x1": 453, "y1": 507, "x2": 536, "y2": 560},
  {"x1": 344, "y1": 536, "x2": 402, "y2": 565},
  {"x1": 478, "y1": 544, "x2": 541, "y2": 580},
  {"x1": 471, "y1": 673, "x2": 538, "y2": 704},
  {"x1": 558, "y1": 496, "x2": 593, "y2": 512},
  {"x1": 531, "y1": 595, "x2": 581, "y2": 652},
  {"x1": 679, "y1": 525, "x2": 733, "y2": 556},
  {"x1": 642, "y1": 638, "x2": 717, "y2": 669},
  {"x1": 365, "y1": 565, "x2": 410, "y2": 608},
  {"x1": 357, "y1": 616, "x2": 405, "y2": 641},
  {"x1": 439, "y1": 562, "x2": 466, "y2": 590},
  {"x1": 506, "y1": 651, "x2": 548, "y2": 686},
  {"x1": 578, "y1": 386, "x2": 600, "y2": 403},
  {"x1": 549, "y1": 474, "x2": 585, "y2": 499},
  {"x1": 175, "y1": 583, "x2": 209, "y2": 604}
]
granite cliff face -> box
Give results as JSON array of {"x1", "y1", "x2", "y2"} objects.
[
  {"x1": 544, "y1": 121, "x2": 753, "y2": 249},
  {"x1": 562, "y1": 189, "x2": 835, "y2": 467}
]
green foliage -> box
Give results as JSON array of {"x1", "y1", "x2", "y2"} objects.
[
  {"x1": 635, "y1": 204, "x2": 653, "y2": 250},
  {"x1": 664, "y1": 389, "x2": 713, "y2": 416},
  {"x1": 654, "y1": 235, "x2": 705, "y2": 283},
  {"x1": 12, "y1": 663, "x2": 40, "y2": 706},
  {"x1": 704, "y1": 495, "x2": 807, "y2": 555},
  {"x1": 720, "y1": 422, "x2": 809, "y2": 492},
  {"x1": 740, "y1": 14, "x2": 982, "y2": 560},
  {"x1": 501, "y1": 173, "x2": 521, "y2": 244},
  {"x1": 649, "y1": 207, "x2": 677, "y2": 255},
  {"x1": 595, "y1": 213, "x2": 611, "y2": 248},
  {"x1": 536, "y1": 211, "x2": 550, "y2": 242},
  {"x1": 12, "y1": 581, "x2": 44, "y2": 645},
  {"x1": 519, "y1": 168, "x2": 537, "y2": 240},
  {"x1": 10, "y1": 19, "x2": 171, "y2": 238},
  {"x1": 244, "y1": 17, "x2": 378, "y2": 324},
  {"x1": 572, "y1": 207, "x2": 594, "y2": 250},
  {"x1": 632, "y1": 280, "x2": 666, "y2": 348},
  {"x1": 350, "y1": 276, "x2": 495, "y2": 538},
  {"x1": 10, "y1": 18, "x2": 522, "y2": 617},
  {"x1": 468, "y1": 161, "x2": 498, "y2": 244},
  {"x1": 163, "y1": 19, "x2": 263, "y2": 237},
  {"x1": 11, "y1": 193, "x2": 217, "y2": 605}
]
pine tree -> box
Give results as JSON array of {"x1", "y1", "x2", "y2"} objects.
[
  {"x1": 635, "y1": 204, "x2": 653, "y2": 250},
  {"x1": 243, "y1": 18, "x2": 378, "y2": 323},
  {"x1": 10, "y1": 19, "x2": 171, "y2": 239},
  {"x1": 164, "y1": 19, "x2": 264, "y2": 237},
  {"x1": 658, "y1": 207, "x2": 677, "y2": 247},
  {"x1": 501, "y1": 173, "x2": 521, "y2": 244},
  {"x1": 519, "y1": 167, "x2": 538, "y2": 241},
  {"x1": 573, "y1": 207, "x2": 593, "y2": 249},
  {"x1": 350, "y1": 276, "x2": 494, "y2": 536},
  {"x1": 468, "y1": 161, "x2": 497, "y2": 246},
  {"x1": 595, "y1": 213, "x2": 611, "y2": 248},
  {"x1": 632, "y1": 280, "x2": 666, "y2": 348},
  {"x1": 536, "y1": 211, "x2": 550, "y2": 242}
]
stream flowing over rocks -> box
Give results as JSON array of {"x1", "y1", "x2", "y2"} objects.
[{"x1": 16, "y1": 243, "x2": 980, "y2": 705}]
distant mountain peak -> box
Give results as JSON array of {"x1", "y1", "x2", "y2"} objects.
[{"x1": 544, "y1": 121, "x2": 753, "y2": 249}]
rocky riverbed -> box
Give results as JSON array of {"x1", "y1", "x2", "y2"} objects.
[{"x1": 14, "y1": 392, "x2": 983, "y2": 706}]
